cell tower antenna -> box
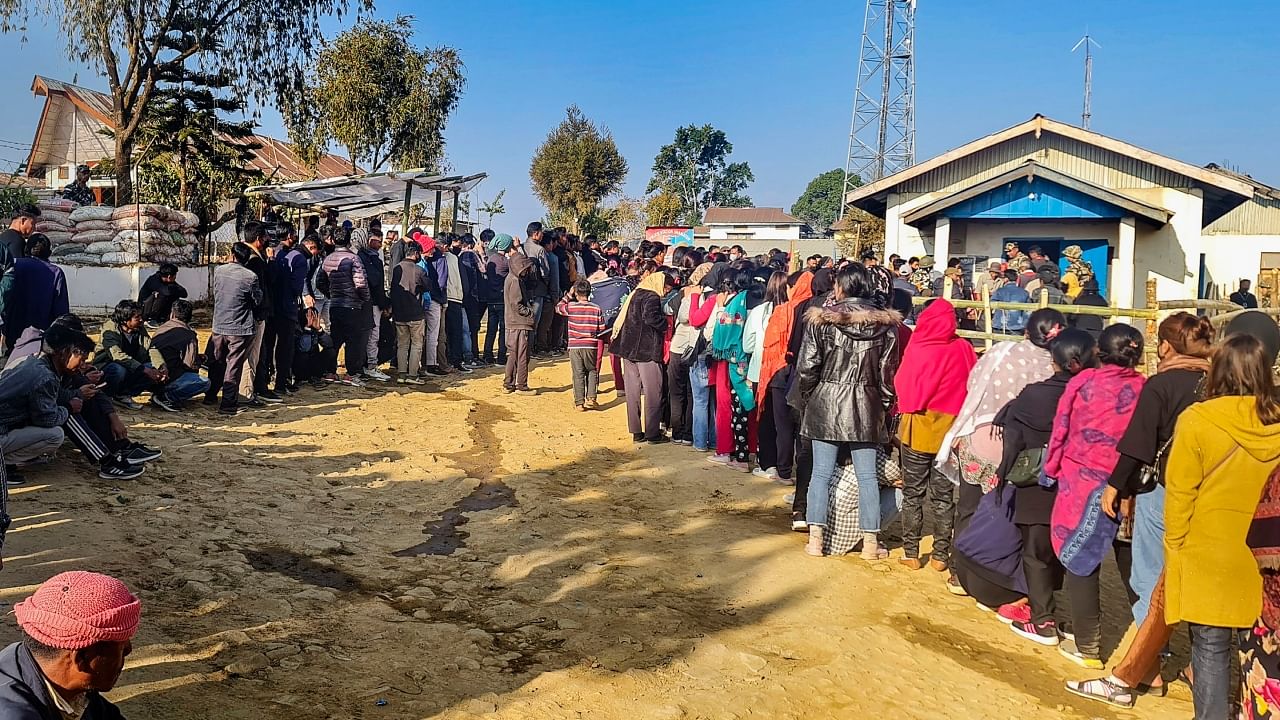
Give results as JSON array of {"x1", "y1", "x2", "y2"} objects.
[
  {"x1": 1071, "y1": 33, "x2": 1100, "y2": 129},
  {"x1": 840, "y1": 0, "x2": 916, "y2": 219}
]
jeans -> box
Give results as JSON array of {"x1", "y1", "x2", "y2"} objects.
[
  {"x1": 0, "y1": 425, "x2": 64, "y2": 464},
  {"x1": 366, "y1": 304, "x2": 382, "y2": 370},
  {"x1": 1188, "y1": 623, "x2": 1235, "y2": 720},
  {"x1": 165, "y1": 371, "x2": 209, "y2": 402},
  {"x1": 808, "y1": 441, "x2": 881, "y2": 530},
  {"x1": 689, "y1": 358, "x2": 714, "y2": 450},
  {"x1": 569, "y1": 348, "x2": 598, "y2": 405},
  {"x1": 395, "y1": 320, "x2": 425, "y2": 376},
  {"x1": 102, "y1": 362, "x2": 156, "y2": 398},
  {"x1": 1131, "y1": 484, "x2": 1166, "y2": 625},
  {"x1": 423, "y1": 301, "x2": 443, "y2": 369},
  {"x1": 483, "y1": 302, "x2": 505, "y2": 360},
  {"x1": 900, "y1": 446, "x2": 956, "y2": 563},
  {"x1": 464, "y1": 301, "x2": 483, "y2": 362}
]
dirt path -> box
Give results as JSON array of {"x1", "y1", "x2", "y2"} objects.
[{"x1": 0, "y1": 357, "x2": 1191, "y2": 719}]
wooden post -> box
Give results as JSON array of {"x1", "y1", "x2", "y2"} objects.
[
  {"x1": 1039, "y1": 287, "x2": 1049, "y2": 308},
  {"x1": 1145, "y1": 278, "x2": 1159, "y2": 375},
  {"x1": 402, "y1": 178, "x2": 413, "y2": 237},
  {"x1": 451, "y1": 190, "x2": 460, "y2": 234},
  {"x1": 432, "y1": 191, "x2": 442, "y2": 237},
  {"x1": 1271, "y1": 269, "x2": 1280, "y2": 309},
  {"x1": 981, "y1": 283, "x2": 993, "y2": 352}
]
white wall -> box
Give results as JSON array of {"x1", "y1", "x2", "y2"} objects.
[
  {"x1": 59, "y1": 264, "x2": 210, "y2": 314},
  {"x1": 1201, "y1": 234, "x2": 1280, "y2": 297},
  {"x1": 707, "y1": 224, "x2": 802, "y2": 243}
]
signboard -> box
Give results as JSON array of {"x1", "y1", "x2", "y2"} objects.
[{"x1": 646, "y1": 226, "x2": 694, "y2": 246}]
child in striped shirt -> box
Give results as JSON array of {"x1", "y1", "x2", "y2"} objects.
[{"x1": 556, "y1": 279, "x2": 605, "y2": 410}]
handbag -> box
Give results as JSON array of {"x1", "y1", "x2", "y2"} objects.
[
  {"x1": 1005, "y1": 447, "x2": 1045, "y2": 488},
  {"x1": 877, "y1": 445, "x2": 902, "y2": 488},
  {"x1": 678, "y1": 331, "x2": 709, "y2": 366},
  {"x1": 1135, "y1": 374, "x2": 1206, "y2": 494}
]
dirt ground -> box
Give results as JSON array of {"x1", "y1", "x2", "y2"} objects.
[{"x1": 0, "y1": 352, "x2": 1195, "y2": 719}]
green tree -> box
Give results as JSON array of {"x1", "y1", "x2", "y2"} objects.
[
  {"x1": 791, "y1": 168, "x2": 853, "y2": 232},
  {"x1": 644, "y1": 191, "x2": 683, "y2": 227},
  {"x1": 133, "y1": 65, "x2": 262, "y2": 222},
  {"x1": 285, "y1": 15, "x2": 464, "y2": 173},
  {"x1": 646, "y1": 124, "x2": 754, "y2": 226},
  {"x1": 0, "y1": 0, "x2": 370, "y2": 202},
  {"x1": 529, "y1": 105, "x2": 628, "y2": 233},
  {"x1": 478, "y1": 189, "x2": 506, "y2": 229}
]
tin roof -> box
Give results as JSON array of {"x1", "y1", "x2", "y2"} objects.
[
  {"x1": 702, "y1": 207, "x2": 803, "y2": 225},
  {"x1": 27, "y1": 75, "x2": 359, "y2": 181}
]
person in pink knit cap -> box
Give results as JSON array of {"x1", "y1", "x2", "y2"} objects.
[{"x1": 0, "y1": 570, "x2": 141, "y2": 719}]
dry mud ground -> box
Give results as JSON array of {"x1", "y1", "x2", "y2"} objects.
[{"x1": 0, "y1": 355, "x2": 1192, "y2": 719}]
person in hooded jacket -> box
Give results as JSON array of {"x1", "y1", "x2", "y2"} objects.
[
  {"x1": 789, "y1": 263, "x2": 900, "y2": 559},
  {"x1": 356, "y1": 229, "x2": 389, "y2": 381},
  {"x1": 788, "y1": 268, "x2": 834, "y2": 529},
  {"x1": 895, "y1": 299, "x2": 977, "y2": 572},
  {"x1": 479, "y1": 229, "x2": 509, "y2": 365},
  {"x1": 611, "y1": 271, "x2": 673, "y2": 443}
]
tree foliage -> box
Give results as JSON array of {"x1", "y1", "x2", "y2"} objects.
[
  {"x1": 285, "y1": 15, "x2": 464, "y2": 173},
  {"x1": 477, "y1": 189, "x2": 506, "y2": 229},
  {"x1": 644, "y1": 191, "x2": 682, "y2": 227},
  {"x1": 834, "y1": 207, "x2": 886, "y2": 259},
  {"x1": 0, "y1": 0, "x2": 371, "y2": 201},
  {"x1": 0, "y1": 186, "x2": 37, "y2": 219},
  {"x1": 130, "y1": 65, "x2": 262, "y2": 223},
  {"x1": 791, "y1": 168, "x2": 851, "y2": 232},
  {"x1": 646, "y1": 124, "x2": 754, "y2": 226},
  {"x1": 529, "y1": 105, "x2": 628, "y2": 233}
]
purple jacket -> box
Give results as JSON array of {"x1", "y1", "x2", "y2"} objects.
[{"x1": 3, "y1": 258, "x2": 68, "y2": 345}]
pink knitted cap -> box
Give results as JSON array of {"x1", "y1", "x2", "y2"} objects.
[{"x1": 14, "y1": 571, "x2": 141, "y2": 649}]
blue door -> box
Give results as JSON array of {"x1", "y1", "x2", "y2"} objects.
[{"x1": 1067, "y1": 240, "x2": 1110, "y2": 298}]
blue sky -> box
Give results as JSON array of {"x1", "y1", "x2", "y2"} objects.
[{"x1": 1, "y1": 0, "x2": 1277, "y2": 233}]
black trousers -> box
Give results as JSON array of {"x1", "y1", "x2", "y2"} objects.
[
  {"x1": 445, "y1": 301, "x2": 465, "y2": 367},
  {"x1": 1065, "y1": 542, "x2": 1139, "y2": 659},
  {"x1": 956, "y1": 552, "x2": 1024, "y2": 608},
  {"x1": 792, "y1": 437, "x2": 813, "y2": 523},
  {"x1": 954, "y1": 480, "x2": 984, "y2": 540},
  {"x1": 483, "y1": 302, "x2": 506, "y2": 361},
  {"x1": 1019, "y1": 523, "x2": 1064, "y2": 625},
  {"x1": 465, "y1": 300, "x2": 483, "y2": 360},
  {"x1": 667, "y1": 355, "x2": 691, "y2": 441},
  {"x1": 534, "y1": 297, "x2": 555, "y2": 352},
  {"x1": 329, "y1": 305, "x2": 367, "y2": 376},
  {"x1": 900, "y1": 446, "x2": 956, "y2": 564},
  {"x1": 261, "y1": 311, "x2": 299, "y2": 392}
]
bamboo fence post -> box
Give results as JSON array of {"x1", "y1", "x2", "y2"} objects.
[
  {"x1": 1039, "y1": 287, "x2": 1049, "y2": 308},
  {"x1": 981, "y1": 283, "x2": 992, "y2": 352},
  {"x1": 1145, "y1": 278, "x2": 1159, "y2": 375},
  {"x1": 1271, "y1": 269, "x2": 1280, "y2": 309}
]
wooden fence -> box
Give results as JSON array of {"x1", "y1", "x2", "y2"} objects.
[{"x1": 913, "y1": 277, "x2": 1280, "y2": 373}]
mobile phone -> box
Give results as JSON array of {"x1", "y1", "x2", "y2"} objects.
[{"x1": 94, "y1": 382, "x2": 107, "y2": 389}]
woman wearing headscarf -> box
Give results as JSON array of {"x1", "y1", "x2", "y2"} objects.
[
  {"x1": 895, "y1": 298, "x2": 977, "y2": 573},
  {"x1": 611, "y1": 271, "x2": 673, "y2": 443},
  {"x1": 789, "y1": 263, "x2": 900, "y2": 558},
  {"x1": 939, "y1": 308, "x2": 1066, "y2": 595}
]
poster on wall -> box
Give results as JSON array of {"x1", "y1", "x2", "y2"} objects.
[{"x1": 646, "y1": 226, "x2": 694, "y2": 246}]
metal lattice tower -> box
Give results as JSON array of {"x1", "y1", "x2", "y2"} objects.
[
  {"x1": 841, "y1": 0, "x2": 916, "y2": 215},
  {"x1": 1072, "y1": 34, "x2": 1100, "y2": 130}
]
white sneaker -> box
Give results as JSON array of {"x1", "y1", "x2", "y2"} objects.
[
  {"x1": 364, "y1": 368, "x2": 391, "y2": 382},
  {"x1": 752, "y1": 467, "x2": 778, "y2": 480},
  {"x1": 707, "y1": 454, "x2": 730, "y2": 465}
]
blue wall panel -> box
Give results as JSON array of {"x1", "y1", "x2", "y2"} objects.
[{"x1": 944, "y1": 177, "x2": 1127, "y2": 220}]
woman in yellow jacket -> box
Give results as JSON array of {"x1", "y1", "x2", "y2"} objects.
[{"x1": 1165, "y1": 332, "x2": 1280, "y2": 720}]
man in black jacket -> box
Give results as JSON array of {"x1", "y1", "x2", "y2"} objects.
[
  {"x1": 136, "y1": 263, "x2": 187, "y2": 326},
  {"x1": 1230, "y1": 279, "x2": 1259, "y2": 309},
  {"x1": 238, "y1": 222, "x2": 280, "y2": 404}
]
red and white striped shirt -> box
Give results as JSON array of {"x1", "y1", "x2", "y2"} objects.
[{"x1": 557, "y1": 299, "x2": 605, "y2": 349}]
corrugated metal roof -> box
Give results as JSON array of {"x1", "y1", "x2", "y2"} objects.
[
  {"x1": 28, "y1": 75, "x2": 359, "y2": 182},
  {"x1": 703, "y1": 207, "x2": 802, "y2": 225}
]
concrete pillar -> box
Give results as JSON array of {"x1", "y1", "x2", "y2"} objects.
[
  {"x1": 1114, "y1": 216, "x2": 1137, "y2": 308},
  {"x1": 934, "y1": 217, "x2": 951, "y2": 270}
]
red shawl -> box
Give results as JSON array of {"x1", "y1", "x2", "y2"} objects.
[
  {"x1": 757, "y1": 272, "x2": 814, "y2": 408},
  {"x1": 894, "y1": 299, "x2": 977, "y2": 415},
  {"x1": 1249, "y1": 464, "x2": 1280, "y2": 628}
]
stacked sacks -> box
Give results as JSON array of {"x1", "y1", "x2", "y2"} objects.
[
  {"x1": 33, "y1": 199, "x2": 76, "y2": 247},
  {"x1": 57, "y1": 205, "x2": 117, "y2": 259},
  {"x1": 50, "y1": 203, "x2": 199, "y2": 266}
]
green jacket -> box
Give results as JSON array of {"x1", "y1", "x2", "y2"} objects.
[{"x1": 93, "y1": 325, "x2": 151, "y2": 371}]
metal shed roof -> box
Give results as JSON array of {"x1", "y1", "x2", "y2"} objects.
[{"x1": 245, "y1": 171, "x2": 488, "y2": 219}]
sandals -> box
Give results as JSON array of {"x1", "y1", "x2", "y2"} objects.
[{"x1": 1064, "y1": 677, "x2": 1136, "y2": 709}]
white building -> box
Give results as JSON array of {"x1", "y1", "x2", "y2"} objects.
[
  {"x1": 699, "y1": 207, "x2": 833, "y2": 258},
  {"x1": 846, "y1": 114, "x2": 1280, "y2": 306}
]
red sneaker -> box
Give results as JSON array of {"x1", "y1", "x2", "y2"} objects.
[{"x1": 997, "y1": 602, "x2": 1032, "y2": 625}]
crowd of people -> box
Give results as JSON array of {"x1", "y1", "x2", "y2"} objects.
[{"x1": 1, "y1": 197, "x2": 1279, "y2": 718}]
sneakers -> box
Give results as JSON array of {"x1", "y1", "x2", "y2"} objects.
[
  {"x1": 453, "y1": 365, "x2": 474, "y2": 374},
  {"x1": 425, "y1": 366, "x2": 448, "y2": 376},
  {"x1": 338, "y1": 375, "x2": 366, "y2": 387},
  {"x1": 752, "y1": 466, "x2": 778, "y2": 480},
  {"x1": 945, "y1": 573, "x2": 969, "y2": 596},
  {"x1": 1010, "y1": 618, "x2": 1060, "y2": 646},
  {"x1": 123, "y1": 443, "x2": 162, "y2": 465},
  {"x1": 725, "y1": 460, "x2": 750, "y2": 472},
  {"x1": 149, "y1": 393, "x2": 178, "y2": 412},
  {"x1": 245, "y1": 398, "x2": 267, "y2": 408},
  {"x1": 4, "y1": 465, "x2": 25, "y2": 486},
  {"x1": 707, "y1": 454, "x2": 730, "y2": 465},
  {"x1": 99, "y1": 457, "x2": 145, "y2": 480},
  {"x1": 258, "y1": 389, "x2": 285, "y2": 403},
  {"x1": 1059, "y1": 639, "x2": 1104, "y2": 669},
  {"x1": 514, "y1": 388, "x2": 536, "y2": 396},
  {"x1": 997, "y1": 602, "x2": 1032, "y2": 625},
  {"x1": 632, "y1": 432, "x2": 645, "y2": 442},
  {"x1": 363, "y1": 368, "x2": 391, "y2": 382},
  {"x1": 790, "y1": 519, "x2": 808, "y2": 531},
  {"x1": 112, "y1": 396, "x2": 143, "y2": 411},
  {"x1": 647, "y1": 435, "x2": 671, "y2": 445},
  {"x1": 218, "y1": 405, "x2": 243, "y2": 416}
]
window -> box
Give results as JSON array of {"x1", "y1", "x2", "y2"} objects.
[
  {"x1": 1263, "y1": 253, "x2": 1280, "y2": 270},
  {"x1": 58, "y1": 166, "x2": 69, "y2": 180}
]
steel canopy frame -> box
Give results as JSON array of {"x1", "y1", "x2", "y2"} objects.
[{"x1": 245, "y1": 170, "x2": 488, "y2": 232}]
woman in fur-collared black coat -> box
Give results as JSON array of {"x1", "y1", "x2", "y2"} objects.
[{"x1": 789, "y1": 263, "x2": 901, "y2": 559}]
